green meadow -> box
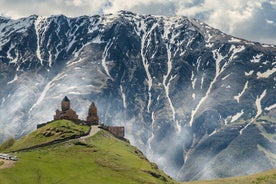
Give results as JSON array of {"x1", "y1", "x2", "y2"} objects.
[
  {"x1": 1, "y1": 120, "x2": 275, "y2": 184},
  {"x1": 181, "y1": 169, "x2": 276, "y2": 184},
  {"x1": 0, "y1": 123, "x2": 176, "y2": 184},
  {"x1": 3, "y1": 120, "x2": 90, "y2": 152}
]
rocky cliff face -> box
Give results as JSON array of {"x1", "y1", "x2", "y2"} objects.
[{"x1": 0, "y1": 11, "x2": 275, "y2": 181}]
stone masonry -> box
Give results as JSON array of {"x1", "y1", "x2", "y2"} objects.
[{"x1": 54, "y1": 96, "x2": 78, "y2": 121}]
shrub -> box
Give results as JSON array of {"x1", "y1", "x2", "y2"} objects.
[{"x1": 0, "y1": 137, "x2": 16, "y2": 151}]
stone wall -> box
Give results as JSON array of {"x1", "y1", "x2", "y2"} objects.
[{"x1": 106, "y1": 126, "x2": 125, "y2": 138}]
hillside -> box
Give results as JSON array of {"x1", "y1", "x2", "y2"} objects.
[
  {"x1": 0, "y1": 121, "x2": 176, "y2": 184},
  {"x1": 1, "y1": 120, "x2": 275, "y2": 184},
  {"x1": 181, "y1": 169, "x2": 276, "y2": 184},
  {"x1": 2, "y1": 119, "x2": 90, "y2": 152}
]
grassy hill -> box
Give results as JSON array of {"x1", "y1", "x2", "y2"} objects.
[
  {"x1": 1, "y1": 120, "x2": 275, "y2": 184},
  {"x1": 0, "y1": 120, "x2": 176, "y2": 184},
  {"x1": 181, "y1": 169, "x2": 276, "y2": 184},
  {"x1": 2, "y1": 119, "x2": 90, "y2": 152}
]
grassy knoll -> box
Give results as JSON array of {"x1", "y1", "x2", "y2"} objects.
[
  {"x1": 0, "y1": 130, "x2": 176, "y2": 184},
  {"x1": 0, "y1": 161, "x2": 4, "y2": 167},
  {"x1": 5, "y1": 120, "x2": 90, "y2": 152},
  {"x1": 181, "y1": 169, "x2": 276, "y2": 184}
]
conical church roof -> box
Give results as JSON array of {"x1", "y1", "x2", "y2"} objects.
[
  {"x1": 90, "y1": 102, "x2": 95, "y2": 107},
  {"x1": 63, "y1": 96, "x2": 70, "y2": 102}
]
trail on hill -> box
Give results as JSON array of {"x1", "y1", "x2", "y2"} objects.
[
  {"x1": 81, "y1": 125, "x2": 101, "y2": 139},
  {"x1": 9, "y1": 125, "x2": 100, "y2": 153},
  {"x1": 0, "y1": 160, "x2": 15, "y2": 169}
]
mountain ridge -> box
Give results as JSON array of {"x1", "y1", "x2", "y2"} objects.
[{"x1": 0, "y1": 11, "x2": 275, "y2": 181}]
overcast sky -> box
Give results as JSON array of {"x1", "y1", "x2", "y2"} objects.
[{"x1": 0, "y1": 0, "x2": 275, "y2": 44}]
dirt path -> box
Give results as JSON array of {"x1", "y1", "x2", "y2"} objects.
[
  {"x1": 0, "y1": 160, "x2": 15, "y2": 169},
  {"x1": 81, "y1": 125, "x2": 101, "y2": 139}
]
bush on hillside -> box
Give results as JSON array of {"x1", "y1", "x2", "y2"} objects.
[{"x1": 0, "y1": 137, "x2": 15, "y2": 151}]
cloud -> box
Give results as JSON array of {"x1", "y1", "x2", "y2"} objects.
[
  {"x1": 231, "y1": 1, "x2": 276, "y2": 44},
  {"x1": 266, "y1": 19, "x2": 274, "y2": 24},
  {"x1": 103, "y1": 0, "x2": 176, "y2": 16},
  {"x1": 0, "y1": 0, "x2": 107, "y2": 18},
  {"x1": 104, "y1": 0, "x2": 276, "y2": 44},
  {"x1": 0, "y1": 0, "x2": 275, "y2": 43}
]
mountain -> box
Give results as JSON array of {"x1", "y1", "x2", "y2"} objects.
[
  {"x1": 0, "y1": 11, "x2": 275, "y2": 181},
  {"x1": 0, "y1": 120, "x2": 176, "y2": 184}
]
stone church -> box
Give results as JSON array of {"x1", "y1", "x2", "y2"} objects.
[
  {"x1": 54, "y1": 96, "x2": 79, "y2": 121},
  {"x1": 54, "y1": 96, "x2": 99, "y2": 125},
  {"x1": 38, "y1": 96, "x2": 124, "y2": 138},
  {"x1": 87, "y1": 102, "x2": 99, "y2": 124}
]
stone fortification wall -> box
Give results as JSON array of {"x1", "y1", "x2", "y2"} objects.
[{"x1": 100, "y1": 125, "x2": 125, "y2": 138}]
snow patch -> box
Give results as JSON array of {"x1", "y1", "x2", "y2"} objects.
[
  {"x1": 228, "y1": 37, "x2": 241, "y2": 43},
  {"x1": 189, "y1": 49, "x2": 227, "y2": 127},
  {"x1": 222, "y1": 73, "x2": 231, "y2": 80},
  {"x1": 240, "y1": 90, "x2": 267, "y2": 134},
  {"x1": 229, "y1": 45, "x2": 245, "y2": 61},
  {"x1": 191, "y1": 71, "x2": 197, "y2": 89},
  {"x1": 262, "y1": 44, "x2": 274, "y2": 48},
  {"x1": 7, "y1": 74, "x2": 18, "y2": 84},
  {"x1": 146, "y1": 111, "x2": 156, "y2": 159},
  {"x1": 162, "y1": 19, "x2": 181, "y2": 132},
  {"x1": 231, "y1": 110, "x2": 244, "y2": 123},
  {"x1": 34, "y1": 16, "x2": 44, "y2": 65},
  {"x1": 209, "y1": 129, "x2": 217, "y2": 136},
  {"x1": 200, "y1": 76, "x2": 204, "y2": 90},
  {"x1": 257, "y1": 68, "x2": 276, "y2": 79},
  {"x1": 102, "y1": 41, "x2": 113, "y2": 79},
  {"x1": 138, "y1": 21, "x2": 157, "y2": 113},
  {"x1": 67, "y1": 57, "x2": 85, "y2": 67},
  {"x1": 255, "y1": 90, "x2": 267, "y2": 118},
  {"x1": 196, "y1": 57, "x2": 201, "y2": 72},
  {"x1": 251, "y1": 54, "x2": 263, "y2": 63},
  {"x1": 265, "y1": 104, "x2": 276, "y2": 111},
  {"x1": 245, "y1": 70, "x2": 254, "y2": 76},
  {"x1": 263, "y1": 60, "x2": 270, "y2": 65},
  {"x1": 91, "y1": 35, "x2": 103, "y2": 44},
  {"x1": 205, "y1": 30, "x2": 214, "y2": 48},
  {"x1": 234, "y1": 81, "x2": 248, "y2": 103},
  {"x1": 120, "y1": 85, "x2": 127, "y2": 109}
]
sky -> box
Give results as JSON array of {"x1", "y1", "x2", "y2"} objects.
[{"x1": 0, "y1": 0, "x2": 275, "y2": 44}]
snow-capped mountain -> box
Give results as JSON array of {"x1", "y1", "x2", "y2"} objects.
[{"x1": 0, "y1": 11, "x2": 275, "y2": 181}]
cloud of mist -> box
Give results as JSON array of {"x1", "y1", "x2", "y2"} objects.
[
  {"x1": 0, "y1": 72, "x2": 47, "y2": 139},
  {"x1": 148, "y1": 127, "x2": 191, "y2": 178}
]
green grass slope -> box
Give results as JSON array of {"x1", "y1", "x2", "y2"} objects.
[
  {"x1": 0, "y1": 127, "x2": 176, "y2": 184},
  {"x1": 4, "y1": 120, "x2": 90, "y2": 152},
  {"x1": 181, "y1": 169, "x2": 276, "y2": 184},
  {"x1": 2, "y1": 120, "x2": 274, "y2": 184}
]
